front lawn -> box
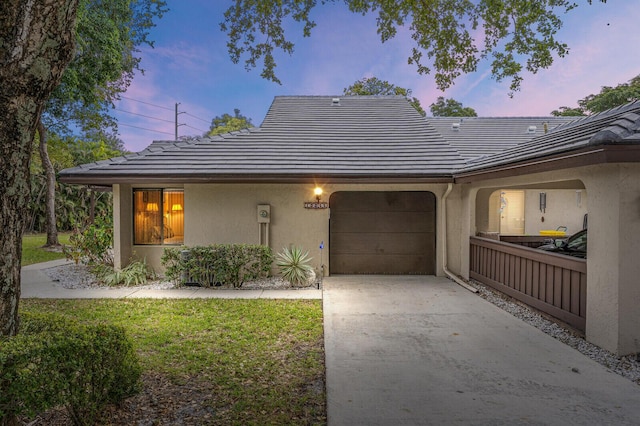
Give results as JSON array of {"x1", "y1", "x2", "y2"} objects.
[
  {"x1": 21, "y1": 233, "x2": 71, "y2": 266},
  {"x1": 20, "y1": 299, "x2": 326, "y2": 425}
]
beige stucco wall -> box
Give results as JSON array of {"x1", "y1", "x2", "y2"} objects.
[
  {"x1": 479, "y1": 188, "x2": 588, "y2": 236},
  {"x1": 461, "y1": 165, "x2": 640, "y2": 355},
  {"x1": 523, "y1": 189, "x2": 588, "y2": 235},
  {"x1": 114, "y1": 182, "x2": 457, "y2": 277}
]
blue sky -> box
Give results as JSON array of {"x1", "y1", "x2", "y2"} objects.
[{"x1": 113, "y1": 1, "x2": 640, "y2": 152}]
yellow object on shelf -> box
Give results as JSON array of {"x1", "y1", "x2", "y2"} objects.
[{"x1": 539, "y1": 230, "x2": 566, "y2": 237}]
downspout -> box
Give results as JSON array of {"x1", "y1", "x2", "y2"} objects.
[{"x1": 441, "y1": 183, "x2": 478, "y2": 293}]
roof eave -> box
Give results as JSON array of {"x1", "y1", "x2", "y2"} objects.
[
  {"x1": 59, "y1": 172, "x2": 455, "y2": 186},
  {"x1": 454, "y1": 144, "x2": 640, "y2": 183}
]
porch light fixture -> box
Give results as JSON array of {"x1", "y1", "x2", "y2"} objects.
[{"x1": 305, "y1": 187, "x2": 328, "y2": 209}]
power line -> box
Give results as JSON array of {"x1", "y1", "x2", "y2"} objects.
[
  {"x1": 184, "y1": 124, "x2": 207, "y2": 133},
  {"x1": 117, "y1": 122, "x2": 174, "y2": 136},
  {"x1": 115, "y1": 108, "x2": 174, "y2": 124},
  {"x1": 119, "y1": 95, "x2": 174, "y2": 111},
  {"x1": 184, "y1": 112, "x2": 210, "y2": 123}
]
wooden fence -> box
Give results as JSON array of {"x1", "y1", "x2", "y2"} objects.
[{"x1": 470, "y1": 236, "x2": 587, "y2": 332}]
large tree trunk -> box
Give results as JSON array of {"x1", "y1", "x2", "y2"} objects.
[
  {"x1": 37, "y1": 119, "x2": 59, "y2": 247},
  {"x1": 0, "y1": 0, "x2": 78, "y2": 338}
]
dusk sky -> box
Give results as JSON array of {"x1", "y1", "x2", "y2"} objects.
[{"x1": 113, "y1": 1, "x2": 640, "y2": 152}]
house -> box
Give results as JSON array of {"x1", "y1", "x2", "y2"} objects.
[{"x1": 59, "y1": 96, "x2": 640, "y2": 356}]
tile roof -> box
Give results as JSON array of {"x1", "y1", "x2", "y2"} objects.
[
  {"x1": 58, "y1": 97, "x2": 640, "y2": 186},
  {"x1": 458, "y1": 101, "x2": 640, "y2": 173},
  {"x1": 59, "y1": 96, "x2": 465, "y2": 184},
  {"x1": 426, "y1": 116, "x2": 575, "y2": 160}
]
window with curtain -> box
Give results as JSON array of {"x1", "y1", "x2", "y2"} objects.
[{"x1": 133, "y1": 189, "x2": 184, "y2": 245}]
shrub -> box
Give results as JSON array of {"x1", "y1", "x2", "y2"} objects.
[
  {"x1": 93, "y1": 259, "x2": 156, "y2": 287},
  {"x1": 161, "y1": 244, "x2": 273, "y2": 288},
  {"x1": 63, "y1": 216, "x2": 113, "y2": 266},
  {"x1": 0, "y1": 312, "x2": 141, "y2": 425},
  {"x1": 160, "y1": 246, "x2": 183, "y2": 283},
  {"x1": 276, "y1": 246, "x2": 314, "y2": 287}
]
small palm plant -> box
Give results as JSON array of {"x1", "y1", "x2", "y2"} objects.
[{"x1": 276, "y1": 246, "x2": 313, "y2": 287}]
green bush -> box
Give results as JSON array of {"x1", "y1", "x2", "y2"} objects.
[
  {"x1": 161, "y1": 244, "x2": 273, "y2": 288},
  {"x1": 93, "y1": 259, "x2": 156, "y2": 286},
  {"x1": 276, "y1": 246, "x2": 314, "y2": 287},
  {"x1": 63, "y1": 216, "x2": 113, "y2": 266},
  {"x1": 0, "y1": 312, "x2": 141, "y2": 425}
]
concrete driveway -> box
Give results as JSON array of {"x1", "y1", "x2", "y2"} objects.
[{"x1": 323, "y1": 275, "x2": 640, "y2": 425}]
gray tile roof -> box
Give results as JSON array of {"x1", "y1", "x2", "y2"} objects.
[
  {"x1": 59, "y1": 96, "x2": 465, "y2": 184},
  {"x1": 58, "y1": 97, "x2": 640, "y2": 186},
  {"x1": 458, "y1": 101, "x2": 640, "y2": 173},
  {"x1": 426, "y1": 116, "x2": 575, "y2": 160}
]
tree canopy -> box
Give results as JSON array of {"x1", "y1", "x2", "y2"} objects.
[
  {"x1": 551, "y1": 74, "x2": 640, "y2": 116},
  {"x1": 208, "y1": 109, "x2": 254, "y2": 136},
  {"x1": 343, "y1": 77, "x2": 425, "y2": 116},
  {"x1": 221, "y1": 0, "x2": 606, "y2": 92},
  {"x1": 430, "y1": 97, "x2": 477, "y2": 117},
  {"x1": 43, "y1": 0, "x2": 167, "y2": 134},
  {"x1": 37, "y1": 0, "x2": 166, "y2": 247}
]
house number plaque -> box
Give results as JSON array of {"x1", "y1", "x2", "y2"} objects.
[{"x1": 304, "y1": 202, "x2": 328, "y2": 209}]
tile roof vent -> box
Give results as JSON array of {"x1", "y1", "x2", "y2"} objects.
[
  {"x1": 451, "y1": 122, "x2": 461, "y2": 131},
  {"x1": 527, "y1": 125, "x2": 537, "y2": 134},
  {"x1": 331, "y1": 98, "x2": 340, "y2": 106}
]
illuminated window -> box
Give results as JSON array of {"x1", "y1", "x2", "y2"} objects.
[{"x1": 133, "y1": 189, "x2": 184, "y2": 245}]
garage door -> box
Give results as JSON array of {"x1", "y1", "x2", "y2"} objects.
[{"x1": 329, "y1": 191, "x2": 436, "y2": 274}]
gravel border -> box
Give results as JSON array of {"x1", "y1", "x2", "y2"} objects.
[
  {"x1": 471, "y1": 279, "x2": 640, "y2": 385},
  {"x1": 42, "y1": 263, "x2": 315, "y2": 291}
]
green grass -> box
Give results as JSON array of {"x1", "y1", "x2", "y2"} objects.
[
  {"x1": 20, "y1": 299, "x2": 326, "y2": 425},
  {"x1": 21, "y1": 233, "x2": 71, "y2": 266}
]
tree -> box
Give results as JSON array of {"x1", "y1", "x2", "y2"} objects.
[
  {"x1": 343, "y1": 77, "x2": 425, "y2": 116},
  {"x1": 221, "y1": 0, "x2": 606, "y2": 92},
  {"x1": 1, "y1": 0, "x2": 79, "y2": 337},
  {"x1": 551, "y1": 74, "x2": 640, "y2": 116},
  {"x1": 38, "y1": 0, "x2": 166, "y2": 248},
  {"x1": 27, "y1": 133, "x2": 124, "y2": 234},
  {"x1": 430, "y1": 97, "x2": 478, "y2": 117},
  {"x1": 208, "y1": 109, "x2": 254, "y2": 136},
  {"x1": 578, "y1": 74, "x2": 640, "y2": 114},
  {"x1": 550, "y1": 106, "x2": 586, "y2": 117}
]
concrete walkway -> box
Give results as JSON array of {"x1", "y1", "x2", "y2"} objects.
[
  {"x1": 20, "y1": 259, "x2": 321, "y2": 300},
  {"x1": 323, "y1": 275, "x2": 640, "y2": 425}
]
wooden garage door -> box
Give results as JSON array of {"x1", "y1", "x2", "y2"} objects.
[{"x1": 329, "y1": 191, "x2": 436, "y2": 274}]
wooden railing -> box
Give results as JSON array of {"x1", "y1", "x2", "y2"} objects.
[{"x1": 470, "y1": 236, "x2": 586, "y2": 332}]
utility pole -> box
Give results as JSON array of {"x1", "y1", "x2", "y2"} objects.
[{"x1": 175, "y1": 102, "x2": 185, "y2": 140}]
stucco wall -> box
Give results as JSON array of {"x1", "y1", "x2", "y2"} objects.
[
  {"x1": 523, "y1": 189, "x2": 588, "y2": 235},
  {"x1": 478, "y1": 188, "x2": 588, "y2": 236},
  {"x1": 116, "y1": 182, "x2": 453, "y2": 277}
]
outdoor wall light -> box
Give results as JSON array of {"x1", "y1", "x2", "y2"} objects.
[
  {"x1": 314, "y1": 187, "x2": 323, "y2": 202},
  {"x1": 539, "y1": 192, "x2": 546, "y2": 213}
]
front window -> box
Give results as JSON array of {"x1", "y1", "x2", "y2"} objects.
[{"x1": 133, "y1": 189, "x2": 184, "y2": 245}]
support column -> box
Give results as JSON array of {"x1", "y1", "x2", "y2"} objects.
[{"x1": 584, "y1": 164, "x2": 640, "y2": 355}]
